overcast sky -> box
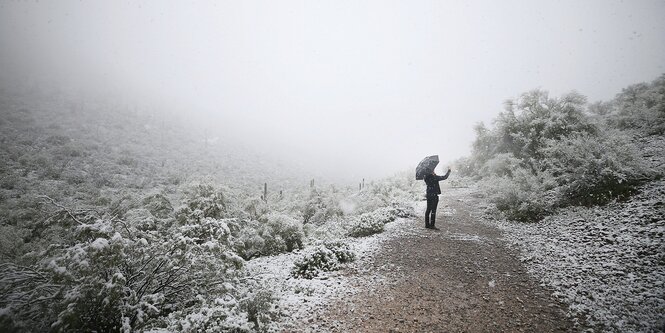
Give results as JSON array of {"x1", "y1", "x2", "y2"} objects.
[{"x1": 1, "y1": 0, "x2": 664, "y2": 182}]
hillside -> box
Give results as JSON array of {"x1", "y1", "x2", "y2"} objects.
[
  {"x1": 0, "y1": 87, "x2": 421, "y2": 332},
  {"x1": 1, "y1": 76, "x2": 663, "y2": 332}
]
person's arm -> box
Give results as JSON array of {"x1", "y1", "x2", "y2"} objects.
[{"x1": 438, "y1": 169, "x2": 451, "y2": 181}]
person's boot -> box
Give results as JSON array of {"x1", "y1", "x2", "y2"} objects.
[
  {"x1": 430, "y1": 214, "x2": 439, "y2": 230},
  {"x1": 425, "y1": 215, "x2": 430, "y2": 229}
]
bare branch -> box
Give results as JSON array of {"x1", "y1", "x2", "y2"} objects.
[{"x1": 38, "y1": 195, "x2": 84, "y2": 225}]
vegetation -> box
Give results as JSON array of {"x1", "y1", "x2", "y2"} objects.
[
  {"x1": 291, "y1": 241, "x2": 356, "y2": 279},
  {"x1": 459, "y1": 75, "x2": 664, "y2": 221},
  {"x1": 0, "y1": 87, "x2": 419, "y2": 331}
]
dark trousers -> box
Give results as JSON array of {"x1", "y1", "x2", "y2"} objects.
[{"x1": 425, "y1": 195, "x2": 439, "y2": 227}]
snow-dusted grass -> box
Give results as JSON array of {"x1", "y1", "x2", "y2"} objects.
[{"x1": 496, "y1": 181, "x2": 665, "y2": 332}]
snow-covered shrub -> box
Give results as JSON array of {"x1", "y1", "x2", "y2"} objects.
[
  {"x1": 0, "y1": 215, "x2": 244, "y2": 332},
  {"x1": 541, "y1": 131, "x2": 649, "y2": 206},
  {"x1": 176, "y1": 183, "x2": 228, "y2": 224},
  {"x1": 301, "y1": 189, "x2": 343, "y2": 224},
  {"x1": 142, "y1": 193, "x2": 173, "y2": 219},
  {"x1": 379, "y1": 206, "x2": 399, "y2": 222},
  {"x1": 154, "y1": 296, "x2": 252, "y2": 333},
  {"x1": 466, "y1": 89, "x2": 653, "y2": 221},
  {"x1": 233, "y1": 214, "x2": 304, "y2": 260},
  {"x1": 391, "y1": 201, "x2": 416, "y2": 218},
  {"x1": 233, "y1": 223, "x2": 265, "y2": 260},
  {"x1": 469, "y1": 90, "x2": 595, "y2": 173},
  {"x1": 347, "y1": 212, "x2": 385, "y2": 237},
  {"x1": 243, "y1": 197, "x2": 269, "y2": 221},
  {"x1": 291, "y1": 241, "x2": 356, "y2": 279},
  {"x1": 353, "y1": 190, "x2": 387, "y2": 215},
  {"x1": 482, "y1": 168, "x2": 557, "y2": 222},
  {"x1": 0, "y1": 225, "x2": 28, "y2": 261},
  {"x1": 322, "y1": 241, "x2": 356, "y2": 264},
  {"x1": 350, "y1": 174, "x2": 421, "y2": 216},
  {"x1": 124, "y1": 208, "x2": 158, "y2": 231},
  {"x1": 303, "y1": 215, "x2": 348, "y2": 241},
  {"x1": 608, "y1": 74, "x2": 665, "y2": 136},
  {"x1": 239, "y1": 289, "x2": 276, "y2": 331},
  {"x1": 262, "y1": 213, "x2": 304, "y2": 254},
  {"x1": 291, "y1": 247, "x2": 338, "y2": 279}
]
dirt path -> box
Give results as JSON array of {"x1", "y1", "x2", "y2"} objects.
[{"x1": 297, "y1": 188, "x2": 581, "y2": 332}]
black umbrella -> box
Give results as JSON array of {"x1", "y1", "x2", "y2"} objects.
[{"x1": 415, "y1": 155, "x2": 439, "y2": 180}]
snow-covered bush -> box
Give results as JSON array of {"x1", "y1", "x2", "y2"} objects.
[
  {"x1": 350, "y1": 174, "x2": 420, "y2": 216},
  {"x1": 322, "y1": 241, "x2": 356, "y2": 263},
  {"x1": 233, "y1": 213, "x2": 304, "y2": 260},
  {"x1": 176, "y1": 183, "x2": 228, "y2": 224},
  {"x1": 291, "y1": 241, "x2": 356, "y2": 279},
  {"x1": 301, "y1": 188, "x2": 343, "y2": 224},
  {"x1": 262, "y1": 213, "x2": 304, "y2": 254},
  {"x1": 541, "y1": 130, "x2": 649, "y2": 206},
  {"x1": 147, "y1": 281, "x2": 277, "y2": 333},
  {"x1": 239, "y1": 289, "x2": 276, "y2": 331},
  {"x1": 142, "y1": 193, "x2": 174, "y2": 219},
  {"x1": 482, "y1": 168, "x2": 557, "y2": 222},
  {"x1": 243, "y1": 197, "x2": 269, "y2": 221},
  {"x1": 372, "y1": 206, "x2": 398, "y2": 224},
  {"x1": 466, "y1": 89, "x2": 653, "y2": 221},
  {"x1": 153, "y1": 296, "x2": 252, "y2": 333},
  {"x1": 0, "y1": 213, "x2": 245, "y2": 332},
  {"x1": 347, "y1": 212, "x2": 385, "y2": 237},
  {"x1": 608, "y1": 74, "x2": 665, "y2": 136},
  {"x1": 391, "y1": 201, "x2": 416, "y2": 218},
  {"x1": 233, "y1": 223, "x2": 266, "y2": 260},
  {"x1": 124, "y1": 208, "x2": 159, "y2": 231}
]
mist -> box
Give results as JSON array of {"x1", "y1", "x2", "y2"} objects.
[{"x1": 1, "y1": 0, "x2": 664, "y2": 182}]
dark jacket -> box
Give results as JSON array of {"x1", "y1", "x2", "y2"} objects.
[{"x1": 424, "y1": 170, "x2": 451, "y2": 196}]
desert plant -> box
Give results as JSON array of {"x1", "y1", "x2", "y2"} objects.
[
  {"x1": 347, "y1": 213, "x2": 385, "y2": 237},
  {"x1": 291, "y1": 241, "x2": 356, "y2": 279},
  {"x1": 176, "y1": 183, "x2": 227, "y2": 224}
]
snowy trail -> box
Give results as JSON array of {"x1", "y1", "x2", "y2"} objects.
[{"x1": 282, "y1": 187, "x2": 579, "y2": 332}]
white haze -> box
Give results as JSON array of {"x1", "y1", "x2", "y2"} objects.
[{"x1": 1, "y1": 0, "x2": 664, "y2": 182}]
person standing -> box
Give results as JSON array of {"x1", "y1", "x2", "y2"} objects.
[{"x1": 423, "y1": 168, "x2": 451, "y2": 230}]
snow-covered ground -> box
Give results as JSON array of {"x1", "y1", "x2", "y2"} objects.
[
  {"x1": 242, "y1": 214, "x2": 422, "y2": 331},
  {"x1": 240, "y1": 197, "x2": 472, "y2": 331},
  {"x1": 495, "y1": 181, "x2": 665, "y2": 332}
]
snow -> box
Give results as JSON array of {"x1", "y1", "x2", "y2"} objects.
[
  {"x1": 0, "y1": 306, "x2": 10, "y2": 316},
  {"x1": 90, "y1": 237, "x2": 110, "y2": 250},
  {"x1": 242, "y1": 216, "x2": 417, "y2": 330},
  {"x1": 493, "y1": 180, "x2": 665, "y2": 332}
]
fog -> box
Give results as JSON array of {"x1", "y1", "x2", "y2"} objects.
[{"x1": 1, "y1": 0, "x2": 664, "y2": 182}]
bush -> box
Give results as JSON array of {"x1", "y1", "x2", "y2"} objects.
[
  {"x1": 347, "y1": 212, "x2": 385, "y2": 237},
  {"x1": 322, "y1": 241, "x2": 356, "y2": 263},
  {"x1": 391, "y1": 202, "x2": 416, "y2": 218},
  {"x1": 176, "y1": 183, "x2": 227, "y2": 224},
  {"x1": 466, "y1": 88, "x2": 653, "y2": 221},
  {"x1": 0, "y1": 215, "x2": 245, "y2": 332},
  {"x1": 482, "y1": 168, "x2": 557, "y2": 222},
  {"x1": 301, "y1": 189, "x2": 343, "y2": 224},
  {"x1": 291, "y1": 241, "x2": 356, "y2": 279},
  {"x1": 233, "y1": 214, "x2": 304, "y2": 260},
  {"x1": 153, "y1": 297, "x2": 252, "y2": 333},
  {"x1": 541, "y1": 131, "x2": 649, "y2": 206},
  {"x1": 609, "y1": 74, "x2": 665, "y2": 136},
  {"x1": 240, "y1": 289, "x2": 276, "y2": 331},
  {"x1": 373, "y1": 206, "x2": 399, "y2": 223},
  {"x1": 142, "y1": 193, "x2": 174, "y2": 219},
  {"x1": 233, "y1": 223, "x2": 265, "y2": 260},
  {"x1": 263, "y1": 213, "x2": 304, "y2": 254}
]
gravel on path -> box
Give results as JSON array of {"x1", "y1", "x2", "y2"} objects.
[{"x1": 295, "y1": 187, "x2": 580, "y2": 333}]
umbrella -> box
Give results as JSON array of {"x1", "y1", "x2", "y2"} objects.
[{"x1": 416, "y1": 155, "x2": 439, "y2": 180}]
